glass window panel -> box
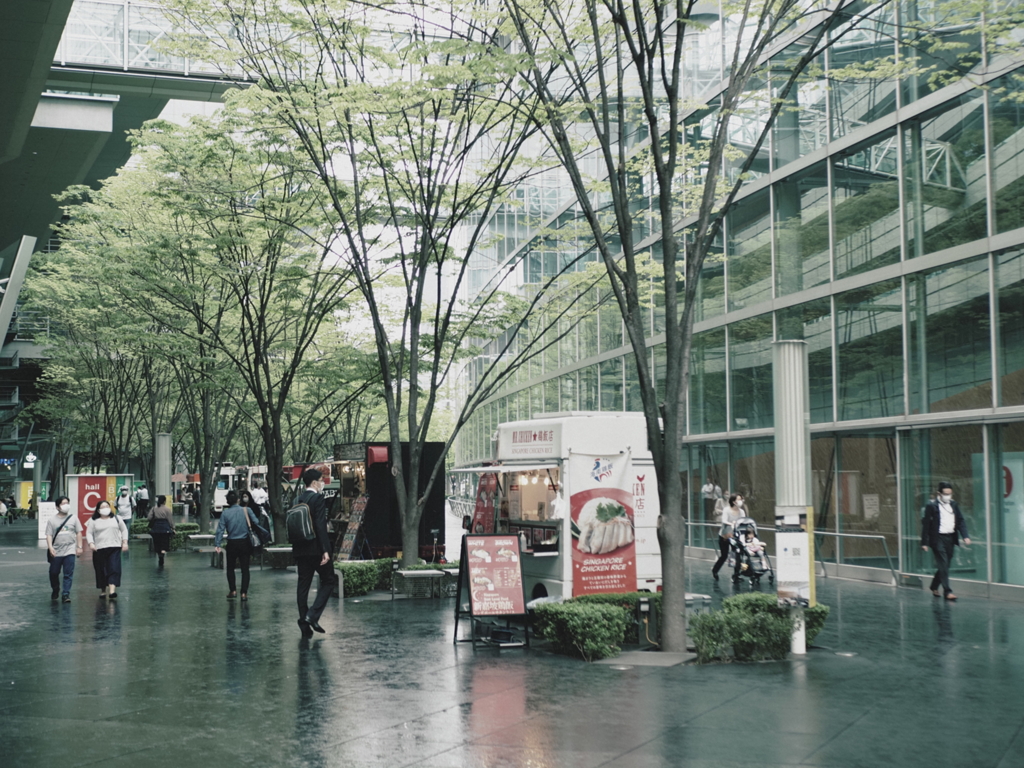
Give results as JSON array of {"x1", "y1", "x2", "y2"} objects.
[
  {"x1": 998, "y1": 249, "x2": 1024, "y2": 406},
  {"x1": 811, "y1": 437, "x2": 839, "y2": 563},
  {"x1": 625, "y1": 355, "x2": 644, "y2": 411},
  {"x1": 774, "y1": 163, "x2": 831, "y2": 296},
  {"x1": 907, "y1": 257, "x2": 992, "y2": 414},
  {"x1": 835, "y1": 434, "x2": 898, "y2": 568},
  {"x1": 777, "y1": 298, "x2": 834, "y2": 424},
  {"x1": 899, "y1": 0, "x2": 983, "y2": 106},
  {"x1": 836, "y1": 279, "x2": 904, "y2": 420},
  {"x1": 530, "y1": 385, "x2": 542, "y2": 418},
  {"x1": 559, "y1": 373, "x2": 577, "y2": 412},
  {"x1": 828, "y1": 2, "x2": 898, "y2": 138},
  {"x1": 832, "y1": 131, "x2": 901, "y2": 278},
  {"x1": 690, "y1": 442, "x2": 729, "y2": 550},
  {"x1": 726, "y1": 76, "x2": 771, "y2": 188},
  {"x1": 599, "y1": 357, "x2": 623, "y2": 411},
  {"x1": 579, "y1": 292, "x2": 599, "y2": 359},
  {"x1": 63, "y1": 1, "x2": 125, "y2": 68},
  {"x1": 991, "y1": 73, "x2": 1024, "y2": 235},
  {"x1": 771, "y1": 51, "x2": 827, "y2": 170},
  {"x1": 690, "y1": 328, "x2": 727, "y2": 434},
  {"x1": 993, "y1": 422, "x2": 1024, "y2": 585},
  {"x1": 900, "y1": 425, "x2": 987, "y2": 582},
  {"x1": 694, "y1": 231, "x2": 725, "y2": 321},
  {"x1": 904, "y1": 96, "x2": 988, "y2": 259},
  {"x1": 558, "y1": 308, "x2": 577, "y2": 367},
  {"x1": 726, "y1": 188, "x2": 772, "y2": 311},
  {"x1": 543, "y1": 378, "x2": 558, "y2": 414},
  {"x1": 731, "y1": 440, "x2": 777, "y2": 545},
  {"x1": 729, "y1": 315, "x2": 774, "y2": 431},
  {"x1": 579, "y1": 365, "x2": 598, "y2": 411},
  {"x1": 599, "y1": 292, "x2": 623, "y2": 352}
]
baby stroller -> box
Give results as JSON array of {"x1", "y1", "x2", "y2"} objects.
[{"x1": 730, "y1": 517, "x2": 774, "y2": 586}]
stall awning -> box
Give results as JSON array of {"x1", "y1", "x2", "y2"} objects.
[
  {"x1": 366, "y1": 446, "x2": 389, "y2": 467},
  {"x1": 451, "y1": 462, "x2": 560, "y2": 474}
]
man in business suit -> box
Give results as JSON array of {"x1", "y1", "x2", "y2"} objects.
[
  {"x1": 921, "y1": 482, "x2": 971, "y2": 601},
  {"x1": 293, "y1": 467, "x2": 337, "y2": 638}
]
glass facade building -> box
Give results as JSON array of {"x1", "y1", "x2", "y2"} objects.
[{"x1": 455, "y1": 5, "x2": 1024, "y2": 597}]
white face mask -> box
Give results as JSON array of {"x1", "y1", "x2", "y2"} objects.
[
  {"x1": 59, "y1": 504, "x2": 70, "y2": 513},
  {"x1": 941, "y1": 493, "x2": 952, "y2": 501},
  {"x1": 121, "y1": 491, "x2": 128, "y2": 496},
  {"x1": 99, "y1": 508, "x2": 111, "y2": 517},
  {"x1": 736, "y1": 499, "x2": 744, "y2": 507}
]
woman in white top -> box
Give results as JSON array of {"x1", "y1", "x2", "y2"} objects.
[
  {"x1": 711, "y1": 493, "x2": 745, "y2": 581},
  {"x1": 86, "y1": 499, "x2": 129, "y2": 599}
]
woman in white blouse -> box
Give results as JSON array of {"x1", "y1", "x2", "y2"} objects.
[{"x1": 86, "y1": 499, "x2": 129, "y2": 599}]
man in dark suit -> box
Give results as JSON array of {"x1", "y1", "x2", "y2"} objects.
[
  {"x1": 921, "y1": 482, "x2": 971, "y2": 601},
  {"x1": 293, "y1": 467, "x2": 337, "y2": 638}
]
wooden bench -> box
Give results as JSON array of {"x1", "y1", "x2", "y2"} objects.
[{"x1": 392, "y1": 569, "x2": 444, "y2": 600}]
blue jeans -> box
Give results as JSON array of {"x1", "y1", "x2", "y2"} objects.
[{"x1": 49, "y1": 554, "x2": 76, "y2": 595}]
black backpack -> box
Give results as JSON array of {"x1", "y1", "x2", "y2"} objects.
[{"x1": 286, "y1": 493, "x2": 316, "y2": 544}]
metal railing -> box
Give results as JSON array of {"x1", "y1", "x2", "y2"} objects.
[{"x1": 686, "y1": 521, "x2": 899, "y2": 586}]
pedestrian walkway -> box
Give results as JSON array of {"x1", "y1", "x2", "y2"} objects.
[{"x1": 2, "y1": 517, "x2": 1023, "y2": 768}]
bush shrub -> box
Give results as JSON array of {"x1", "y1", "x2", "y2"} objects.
[
  {"x1": 568, "y1": 592, "x2": 662, "y2": 644},
  {"x1": 533, "y1": 602, "x2": 629, "y2": 662},
  {"x1": 130, "y1": 518, "x2": 150, "y2": 535},
  {"x1": 170, "y1": 523, "x2": 200, "y2": 552},
  {"x1": 690, "y1": 593, "x2": 831, "y2": 663},
  {"x1": 335, "y1": 559, "x2": 460, "y2": 596},
  {"x1": 690, "y1": 612, "x2": 731, "y2": 663},
  {"x1": 805, "y1": 604, "x2": 830, "y2": 645}
]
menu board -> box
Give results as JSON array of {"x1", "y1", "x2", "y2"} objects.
[
  {"x1": 339, "y1": 495, "x2": 368, "y2": 559},
  {"x1": 462, "y1": 534, "x2": 527, "y2": 617}
]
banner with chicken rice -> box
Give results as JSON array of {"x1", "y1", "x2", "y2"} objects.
[{"x1": 569, "y1": 452, "x2": 637, "y2": 596}]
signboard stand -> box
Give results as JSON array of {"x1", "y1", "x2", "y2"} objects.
[
  {"x1": 337, "y1": 495, "x2": 368, "y2": 560},
  {"x1": 453, "y1": 534, "x2": 530, "y2": 648}
]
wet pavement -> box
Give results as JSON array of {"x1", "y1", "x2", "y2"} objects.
[{"x1": 2, "y1": 516, "x2": 1024, "y2": 768}]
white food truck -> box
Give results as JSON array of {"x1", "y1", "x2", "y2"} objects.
[{"x1": 455, "y1": 412, "x2": 662, "y2": 600}]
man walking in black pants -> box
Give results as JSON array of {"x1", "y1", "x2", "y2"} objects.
[
  {"x1": 921, "y1": 482, "x2": 971, "y2": 601},
  {"x1": 293, "y1": 467, "x2": 336, "y2": 638}
]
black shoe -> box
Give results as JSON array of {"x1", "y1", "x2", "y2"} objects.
[
  {"x1": 62, "y1": 595, "x2": 71, "y2": 603},
  {"x1": 51, "y1": 590, "x2": 59, "y2": 601},
  {"x1": 109, "y1": 592, "x2": 118, "y2": 599},
  {"x1": 158, "y1": 556, "x2": 165, "y2": 566},
  {"x1": 305, "y1": 616, "x2": 326, "y2": 634},
  {"x1": 712, "y1": 571, "x2": 719, "y2": 581},
  {"x1": 297, "y1": 619, "x2": 314, "y2": 639}
]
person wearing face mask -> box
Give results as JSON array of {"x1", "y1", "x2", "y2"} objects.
[
  {"x1": 214, "y1": 490, "x2": 261, "y2": 600},
  {"x1": 292, "y1": 467, "x2": 336, "y2": 638},
  {"x1": 86, "y1": 500, "x2": 129, "y2": 599},
  {"x1": 711, "y1": 491, "x2": 743, "y2": 581},
  {"x1": 46, "y1": 496, "x2": 83, "y2": 602},
  {"x1": 921, "y1": 482, "x2": 971, "y2": 601},
  {"x1": 114, "y1": 486, "x2": 136, "y2": 536}
]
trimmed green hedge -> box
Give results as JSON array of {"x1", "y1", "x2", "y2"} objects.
[
  {"x1": 533, "y1": 602, "x2": 629, "y2": 662},
  {"x1": 691, "y1": 593, "x2": 831, "y2": 663},
  {"x1": 128, "y1": 519, "x2": 199, "y2": 552},
  {"x1": 568, "y1": 592, "x2": 662, "y2": 643}
]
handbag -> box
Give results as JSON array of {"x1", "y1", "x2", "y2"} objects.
[
  {"x1": 47, "y1": 514, "x2": 74, "y2": 563},
  {"x1": 243, "y1": 509, "x2": 268, "y2": 551}
]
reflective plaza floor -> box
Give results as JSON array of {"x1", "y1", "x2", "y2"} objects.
[{"x1": 2, "y1": 517, "x2": 1024, "y2": 768}]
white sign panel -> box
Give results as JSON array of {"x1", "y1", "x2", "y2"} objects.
[
  {"x1": 775, "y1": 530, "x2": 812, "y2": 607},
  {"x1": 37, "y1": 502, "x2": 58, "y2": 541},
  {"x1": 497, "y1": 423, "x2": 562, "y2": 460}
]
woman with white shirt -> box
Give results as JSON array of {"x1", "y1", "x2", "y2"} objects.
[
  {"x1": 711, "y1": 493, "x2": 746, "y2": 581},
  {"x1": 86, "y1": 499, "x2": 129, "y2": 599}
]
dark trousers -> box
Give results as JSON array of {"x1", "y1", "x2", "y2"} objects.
[
  {"x1": 711, "y1": 536, "x2": 731, "y2": 575},
  {"x1": 151, "y1": 531, "x2": 172, "y2": 554},
  {"x1": 930, "y1": 534, "x2": 956, "y2": 595},
  {"x1": 226, "y1": 539, "x2": 252, "y2": 594},
  {"x1": 296, "y1": 555, "x2": 337, "y2": 623},
  {"x1": 93, "y1": 547, "x2": 122, "y2": 588},
  {"x1": 49, "y1": 554, "x2": 76, "y2": 595}
]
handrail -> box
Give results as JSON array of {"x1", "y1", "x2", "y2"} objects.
[{"x1": 685, "y1": 521, "x2": 899, "y2": 586}]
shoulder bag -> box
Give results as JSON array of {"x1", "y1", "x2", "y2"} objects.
[
  {"x1": 47, "y1": 514, "x2": 74, "y2": 563},
  {"x1": 243, "y1": 508, "x2": 269, "y2": 551}
]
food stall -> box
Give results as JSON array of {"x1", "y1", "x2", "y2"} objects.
[{"x1": 454, "y1": 412, "x2": 661, "y2": 600}]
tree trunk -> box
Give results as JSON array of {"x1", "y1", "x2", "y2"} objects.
[
  {"x1": 401, "y1": 497, "x2": 423, "y2": 566},
  {"x1": 656, "y1": 474, "x2": 688, "y2": 653}
]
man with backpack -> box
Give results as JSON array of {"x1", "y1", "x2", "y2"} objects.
[{"x1": 288, "y1": 467, "x2": 337, "y2": 638}]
